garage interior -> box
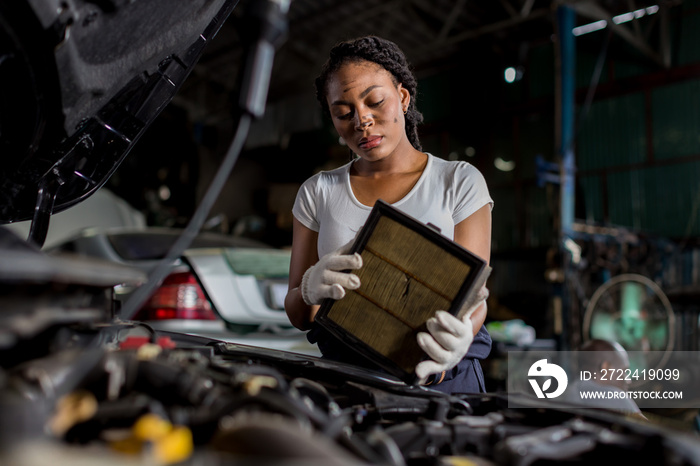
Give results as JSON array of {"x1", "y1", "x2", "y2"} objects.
[
  {"x1": 102, "y1": 0, "x2": 700, "y2": 405},
  {"x1": 4, "y1": 0, "x2": 699, "y2": 439}
]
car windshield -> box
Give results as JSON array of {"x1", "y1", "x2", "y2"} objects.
[{"x1": 224, "y1": 248, "x2": 291, "y2": 279}]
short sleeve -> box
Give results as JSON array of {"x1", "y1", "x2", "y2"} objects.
[
  {"x1": 292, "y1": 175, "x2": 320, "y2": 232},
  {"x1": 453, "y1": 163, "x2": 494, "y2": 225}
]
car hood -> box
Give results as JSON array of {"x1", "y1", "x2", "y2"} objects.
[{"x1": 0, "y1": 0, "x2": 237, "y2": 224}]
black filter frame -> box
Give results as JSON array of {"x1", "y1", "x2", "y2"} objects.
[{"x1": 316, "y1": 199, "x2": 490, "y2": 385}]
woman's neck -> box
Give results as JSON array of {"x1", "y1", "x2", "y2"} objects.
[
  {"x1": 349, "y1": 150, "x2": 428, "y2": 206},
  {"x1": 352, "y1": 145, "x2": 426, "y2": 178}
]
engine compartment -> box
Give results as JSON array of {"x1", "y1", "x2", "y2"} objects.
[{"x1": 2, "y1": 310, "x2": 698, "y2": 466}]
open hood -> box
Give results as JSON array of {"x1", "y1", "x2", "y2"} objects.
[{"x1": 0, "y1": 0, "x2": 237, "y2": 241}]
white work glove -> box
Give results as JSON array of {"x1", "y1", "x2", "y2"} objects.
[
  {"x1": 300, "y1": 241, "x2": 363, "y2": 306},
  {"x1": 415, "y1": 286, "x2": 489, "y2": 384}
]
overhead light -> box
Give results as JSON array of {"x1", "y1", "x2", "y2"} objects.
[
  {"x1": 573, "y1": 5, "x2": 659, "y2": 36},
  {"x1": 572, "y1": 19, "x2": 607, "y2": 36},
  {"x1": 614, "y1": 5, "x2": 659, "y2": 24},
  {"x1": 504, "y1": 66, "x2": 524, "y2": 83},
  {"x1": 494, "y1": 157, "x2": 515, "y2": 172},
  {"x1": 465, "y1": 146, "x2": 476, "y2": 157},
  {"x1": 505, "y1": 67, "x2": 517, "y2": 83}
]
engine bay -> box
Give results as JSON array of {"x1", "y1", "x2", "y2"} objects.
[{"x1": 2, "y1": 302, "x2": 698, "y2": 465}]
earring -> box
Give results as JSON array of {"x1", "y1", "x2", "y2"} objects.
[{"x1": 403, "y1": 108, "x2": 408, "y2": 114}]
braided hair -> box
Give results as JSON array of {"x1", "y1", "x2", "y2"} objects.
[{"x1": 315, "y1": 36, "x2": 424, "y2": 151}]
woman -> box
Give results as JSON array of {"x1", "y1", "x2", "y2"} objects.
[{"x1": 284, "y1": 36, "x2": 493, "y2": 393}]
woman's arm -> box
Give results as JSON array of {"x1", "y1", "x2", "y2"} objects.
[
  {"x1": 453, "y1": 203, "x2": 492, "y2": 336},
  {"x1": 285, "y1": 218, "x2": 321, "y2": 330}
]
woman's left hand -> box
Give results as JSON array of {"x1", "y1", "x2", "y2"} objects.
[{"x1": 414, "y1": 288, "x2": 488, "y2": 384}]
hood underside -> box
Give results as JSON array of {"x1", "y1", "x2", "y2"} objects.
[{"x1": 0, "y1": 0, "x2": 236, "y2": 225}]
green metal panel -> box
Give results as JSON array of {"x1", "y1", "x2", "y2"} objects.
[
  {"x1": 528, "y1": 43, "x2": 555, "y2": 99},
  {"x1": 639, "y1": 162, "x2": 700, "y2": 237},
  {"x1": 491, "y1": 187, "x2": 519, "y2": 251},
  {"x1": 577, "y1": 93, "x2": 647, "y2": 170},
  {"x1": 579, "y1": 175, "x2": 604, "y2": 223},
  {"x1": 679, "y1": 9, "x2": 700, "y2": 65},
  {"x1": 525, "y1": 185, "x2": 554, "y2": 248},
  {"x1": 607, "y1": 170, "x2": 644, "y2": 231},
  {"x1": 652, "y1": 79, "x2": 700, "y2": 160},
  {"x1": 614, "y1": 59, "x2": 655, "y2": 80},
  {"x1": 606, "y1": 162, "x2": 700, "y2": 237}
]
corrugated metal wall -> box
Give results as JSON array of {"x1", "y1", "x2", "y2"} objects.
[
  {"x1": 578, "y1": 93, "x2": 648, "y2": 170},
  {"x1": 574, "y1": 4, "x2": 700, "y2": 241},
  {"x1": 605, "y1": 170, "x2": 644, "y2": 230},
  {"x1": 579, "y1": 174, "x2": 603, "y2": 222},
  {"x1": 652, "y1": 79, "x2": 700, "y2": 160},
  {"x1": 637, "y1": 162, "x2": 700, "y2": 237},
  {"x1": 577, "y1": 77, "x2": 700, "y2": 238}
]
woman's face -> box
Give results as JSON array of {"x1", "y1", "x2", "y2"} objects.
[{"x1": 325, "y1": 60, "x2": 411, "y2": 163}]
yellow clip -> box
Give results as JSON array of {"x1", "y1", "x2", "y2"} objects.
[
  {"x1": 153, "y1": 426, "x2": 194, "y2": 465},
  {"x1": 110, "y1": 413, "x2": 193, "y2": 465}
]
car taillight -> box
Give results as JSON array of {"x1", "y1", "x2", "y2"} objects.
[{"x1": 134, "y1": 271, "x2": 217, "y2": 321}]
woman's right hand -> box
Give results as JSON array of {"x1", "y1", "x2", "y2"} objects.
[{"x1": 300, "y1": 240, "x2": 363, "y2": 305}]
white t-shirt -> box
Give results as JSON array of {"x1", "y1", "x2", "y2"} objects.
[{"x1": 293, "y1": 153, "x2": 493, "y2": 258}]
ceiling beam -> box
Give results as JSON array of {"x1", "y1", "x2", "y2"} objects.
[
  {"x1": 289, "y1": 0, "x2": 401, "y2": 36},
  {"x1": 410, "y1": 0, "x2": 452, "y2": 23},
  {"x1": 499, "y1": 0, "x2": 519, "y2": 18},
  {"x1": 404, "y1": 2, "x2": 442, "y2": 41},
  {"x1": 437, "y1": 0, "x2": 467, "y2": 43},
  {"x1": 521, "y1": 0, "x2": 537, "y2": 17},
  {"x1": 426, "y1": 7, "x2": 550, "y2": 50}
]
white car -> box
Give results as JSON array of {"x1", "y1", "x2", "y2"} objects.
[{"x1": 50, "y1": 227, "x2": 319, "y2": 356}]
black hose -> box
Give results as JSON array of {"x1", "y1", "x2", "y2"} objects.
[{"x1": 119, "y1": 114, "x2": 252, "y2": 320}]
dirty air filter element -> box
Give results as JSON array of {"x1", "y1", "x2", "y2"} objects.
[{"x1": 316, "y1": 200, "x2": 491, "y2": 385}]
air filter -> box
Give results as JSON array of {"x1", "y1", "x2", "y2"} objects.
[{"x1": 316, "y1": 200, "x2": 491, "y2": 384}]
